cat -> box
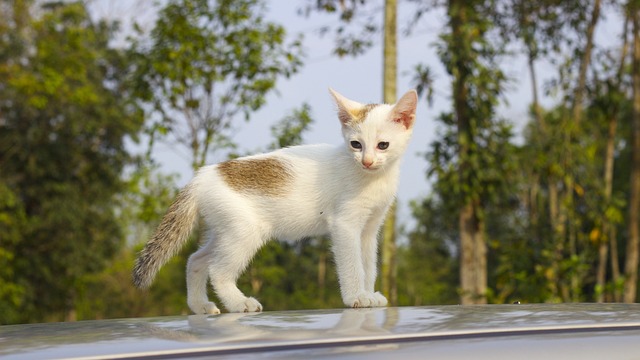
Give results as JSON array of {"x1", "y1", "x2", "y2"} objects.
[{"x1": 133, "y1": 88, "x2": 418, "y2": 314}]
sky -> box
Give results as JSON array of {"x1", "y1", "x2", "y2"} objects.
[{"x1": 89, "y1": 0, "x2": 622, "y2": 231}]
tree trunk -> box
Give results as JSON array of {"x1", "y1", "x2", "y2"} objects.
[
  {"x1": 527, "y1": 50, "x2": 545, "y2": 132},
  {"x1": 597, "y1": 16, "x2": 628, "y2": 303},
  {"x1": 611, "y1": 227, "x2": 622, "y2": 302},
  {"x1": 625, "y1": 9, "x2": 640, "y2": 303},
  {"x1": 318, "y1": 247, "x2": 326, "y2": 301},
  {"x1": 565, "y1": 0, "x2": 600, "y2": 301},
  {"x1": 380, "y1": 0, "x2": 398, "y2": 305},
  {"x1": 596, "y1": 241, "x2": 608, "y2": 302},
  {"x1": 449, "y1": 0, "x2": 487, "y2": 305},
  {"x1": 459, "y1": 200, "x2": 487, "y2": 304},
  {"x1": 573, "y1": 0, "x2": 601, "y2": 124},
  {"x1": 548, "y1": 180, "x2": 561, "y2": 299}
]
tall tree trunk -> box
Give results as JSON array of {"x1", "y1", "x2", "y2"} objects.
[
  {"x1": 625, "y1": 8, "x2": 640, "y2": 303},
  {"x1": 611, "y1": 227, "x2": 622, "y2": 301},
  {"x1": 459, "y1": 199, "x2": 487, "y2": 304},
  {"x1": 597, "y1": 17, "x2": 628, "y2": 302},
  {"x1": 558, "y1": 0, "x2": 601, "y2": 303},
  {"x1": 527, "y1": 50, "x2": 545, "y2": 131},
  {"x1": 573, "y1": 0, "x2": 601, "y2": 124},
  {"x1": 380, "y1": 0, "x2": 398, "y2": 305},
  {"x1": 318, "y1": 246, "x2": 327, "y2": 301},
  {"x1": 449, "y1": 0, "x2": 487, "y2": 305},
  {"x1": 596, "y1": 239, "x2": 608, "y2": 302},
  {"x1": 526, "y1": 40, "x2": 543, "y2": 250},
  {"x1": 548, "y1": 180, "x2": 562, "y2": 299},
  {"x1": 597, "y1": 117, "x2": 618, "y2": 302}
]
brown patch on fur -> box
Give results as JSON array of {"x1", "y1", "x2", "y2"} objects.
[
  {"x1": 218, "y1": 157, "x2": 292, "y2": 196},
  {"x1": 339, "y1": 104, "x2": 379, "y2": 125}
]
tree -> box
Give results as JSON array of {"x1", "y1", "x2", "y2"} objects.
[
  {"x1": 397, "y1": 196, "x2": 458, "y2": 306},
  {"x1": 625, "y1": 1, "x2": 640, "y2": 303},
  {"x1": 0, "y1": 1, "x2": 143, "y2": 323},
  {"x1": 0, "y1": 183, "x2": 26, "y2": 324},
  {"x1": 434, "y1": 0, "x2": 509, "y2": 304},
  {"x1": 269, "y1": 103, "x2": 313, "y2": 150},
  {"x1": 131, "y1": 0, "x2": 303, "y2": 170},
  {"x1": 73, "y1": 163, "x2": 196, "y2": 319},
  {"x1": 380, "y1": 0, "x2": 399, "y2": 306},
  {"x1": 591, "y1": 16, "x2": 629, "y2": 302},
  {"x1": 302, "y1": 0, "x2": 380, "y2": 58}
]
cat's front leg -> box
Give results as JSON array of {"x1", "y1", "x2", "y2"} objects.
[
  {"x1": 360, "y1": 248, "x2": 388, "y2": 307},
  {"x1": 331, "y1": 222, "x2": 383, "y2": 308},
  {"x1": 361, "y1": 209, "x2": 388, "y2": 307}
]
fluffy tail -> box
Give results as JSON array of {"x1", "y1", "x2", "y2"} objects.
[{"x1": 133, "y1": 183, "x2": 198, "y2": 289}]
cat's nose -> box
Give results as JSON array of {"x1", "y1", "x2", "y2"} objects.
[{"x1": 362, "y1": 158, "x2": 374, "y2": 168}]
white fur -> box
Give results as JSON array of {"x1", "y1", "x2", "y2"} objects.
[{"x1": 185, "y1": 90, "x2": 417, "y2": 314}]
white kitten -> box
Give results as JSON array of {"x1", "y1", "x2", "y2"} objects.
[{"x1": 133, "y1": 88, "x2": 418, "y2": 314}]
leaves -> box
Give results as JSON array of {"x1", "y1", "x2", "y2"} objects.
[
  {"x1": 0, "y1": 1, "x2": 144, "y2": 323},
  {"x1": 131, "y1": 0, "x2": 303, "y2": 169},
  {"x1": 302, "y1": 0, "x2": 381, "y2": 58},
  {"x1": 269, "y1": 103, "x2": 314, "y2": 149}
]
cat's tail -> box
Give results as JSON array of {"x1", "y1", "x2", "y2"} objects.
[{"x1": 133, "y1": 182, "x2": 198, "y2": 289}]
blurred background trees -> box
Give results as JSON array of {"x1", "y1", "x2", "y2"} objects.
[
  {"x1": 1, "y1": 0, "x2": 640, "y2": 324},
  {"x1": 0, "y1": 0, "x2": 144, "y2": 323},
  {"x1": 129, "y1": 0, "x2": 303, "y2": 170}
]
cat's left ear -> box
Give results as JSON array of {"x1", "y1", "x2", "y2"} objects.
[{"x1": 391, "y1": 90, "x2": 418, "y2": 129}]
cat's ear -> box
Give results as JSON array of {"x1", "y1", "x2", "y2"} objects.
[
  {"x1": 391, "y1": 90, "x2": 418, "y2": 129},
  {"x1": 329, "y1": 88, "x2": 364, "y2": 125}
]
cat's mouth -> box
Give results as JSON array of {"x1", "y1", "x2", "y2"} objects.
[{"x1": 362, "y1": 165, "x2": 381, "y2": 172}]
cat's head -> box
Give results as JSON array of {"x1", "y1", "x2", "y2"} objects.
[{"x1": 329, "y1": 88, "x2": 417, "y2": 172}]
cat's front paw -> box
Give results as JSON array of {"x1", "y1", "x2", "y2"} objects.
[
  {"x1": 189, "y1": 301, "x2": 221, "y2": 315},
  {"x1": 347, "y1": 292, "x2": 388, "y2": 308},
  {"x1": 372, "y1": 291, "x2": 388, "y2": 306},
  {"x1": 226, "y1": 297, "x2": 263, "y2": 313}
]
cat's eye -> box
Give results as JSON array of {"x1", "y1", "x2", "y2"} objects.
[
  {"x1": 377, "y1": 142, "x2": 389, "y2": 150},
  {"x1": 350, "y1": 141, "x2": 362, "y2": 149}
]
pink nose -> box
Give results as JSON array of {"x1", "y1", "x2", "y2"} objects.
[{"x1": 362, "y1": 159, "x2": 374, "y2": 168}]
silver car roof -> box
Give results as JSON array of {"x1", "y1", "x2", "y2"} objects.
[{"x1": 2, "y1": 303, "x2": 640, "y2": 359}]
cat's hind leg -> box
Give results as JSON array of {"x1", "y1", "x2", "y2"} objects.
[
  {"x1": 208, "y1": 226, "x2": 266, "y2": 313},
  {"x1": 187, "y1": 234, "x2": 221, "y2": 315}
]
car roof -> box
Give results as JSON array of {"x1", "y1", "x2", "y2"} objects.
[{"x1": 2, "y1": 303, "x2": 640, "y2": 359}]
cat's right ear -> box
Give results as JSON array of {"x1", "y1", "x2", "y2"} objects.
[
  {"x1": 391, "y1": 90, "x2": 418, "y2": 130},
  {"x1": 329, "y1": 88, "x2": 363, "y2": 125}
]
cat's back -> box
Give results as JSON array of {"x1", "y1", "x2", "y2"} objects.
[{"x1": 193, "y1": 144, "x2": 344, "y2": 195}]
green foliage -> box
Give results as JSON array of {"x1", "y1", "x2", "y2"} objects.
[
  {"x1": 269, "y1": 103, "x2": 313, "y2": 149},
  {"x1": 397, "y1": 198, "x2": 458, "y2": 306},
  {"x1": 301, "y1": 0, "x2": 380, "y2": 57},
  {"x1": 117, "y1": 161, "x2": 180, "y2": 244},
  {"x1": 407, "y1": 0, "x2": 640, "y2": 305},
  {"x1": 0, "y1": 1, "x2": 143, "y2": 323},
  {"x1": 0, "y1": 183, "x2": 27, "y2": 324},
  {"x1": 130, "y1": 0, "x2": 303, "y2": 169},
  {"x1": 429, "y1": 0, "x2": 512, "y2": 210}
]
